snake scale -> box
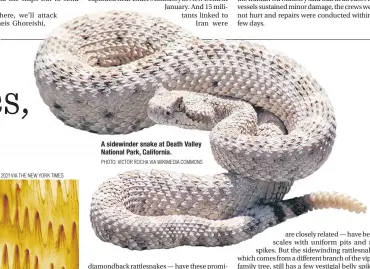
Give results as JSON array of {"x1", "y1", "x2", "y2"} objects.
[{"x1": 34, "y1": 11, "x2": 366, "y2": 250}]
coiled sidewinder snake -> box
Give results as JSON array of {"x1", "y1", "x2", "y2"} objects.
[{"x1": 34, "y1": 11, "x2": 366, "y2": 250}]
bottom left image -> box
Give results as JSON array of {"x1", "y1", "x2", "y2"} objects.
[{"x1": 0, "y1": 179, "x2": 79, "y2": 269}]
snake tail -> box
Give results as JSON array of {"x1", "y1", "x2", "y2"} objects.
[
  {"x1": 90, "y1": 171, "x2": 365, "y2": 251},
  {"x1": 226, "y1": 192, "x2": 366, "y2": 247}
]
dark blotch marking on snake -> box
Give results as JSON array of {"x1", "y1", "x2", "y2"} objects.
[
  {"x1": 268, "y1": 203, "x2": 286, "y2": 223},
  {"x1": 285, "y1": 198, "x2": 311, "y2": 216},
  {"x1": 104, "y1": 112, "x2": 114, "y2": 118},
  {"x1": 53, "y1": 102, "x2": 63, "y2": 111},
  {"x1": 145, "y1": 39, "x2": 153, "y2": 48}
]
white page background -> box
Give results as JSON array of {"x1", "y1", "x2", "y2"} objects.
[{"x1": 0, "y1": 3, "x2": 369, "y2": 268}]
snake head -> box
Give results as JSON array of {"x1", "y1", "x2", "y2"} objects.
[
  {"x1": 148, "y1": 88, "x2": 215, "y2": 130},
  {"x1": 147, "y1": 87, "x2": 185, "y2": 124}
]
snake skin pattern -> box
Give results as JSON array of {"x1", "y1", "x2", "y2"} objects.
[{"x1": 34, "y1": 11, "x2": 343, "y2": 250}]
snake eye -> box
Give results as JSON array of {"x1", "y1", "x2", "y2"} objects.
[
  {"x1": 175, "y1": 97, "x2": 184, "y2": 111},
  {"x1": 166, "y1": 111, "x2": 170, "y2": 115}
]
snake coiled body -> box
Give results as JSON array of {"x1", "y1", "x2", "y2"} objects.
[{"x1": 33, "y1": 11, "x2": 354, "y2": 250}]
